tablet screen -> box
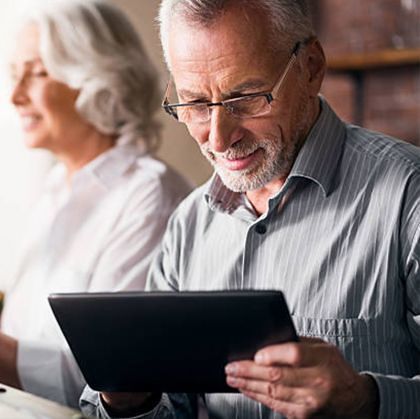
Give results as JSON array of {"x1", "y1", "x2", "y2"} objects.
[{"x1": 49, "y1": 290, "x2": 297, "y2": 392}]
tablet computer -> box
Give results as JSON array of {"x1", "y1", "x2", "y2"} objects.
[{"x1": 48, "y1": 290, "x2": 297, "y2": 393}]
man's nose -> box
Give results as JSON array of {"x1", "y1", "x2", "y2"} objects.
[{"x1": 208, "y1": 106, "x2": 243, "y2": 153}]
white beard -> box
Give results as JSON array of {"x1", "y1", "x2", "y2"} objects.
[
  {"x1": 200, "y1": 94, "x2": 312, "y2": 193},
  {"x1": 201, "y1": 133, "x2": 297, "y2": 192}
]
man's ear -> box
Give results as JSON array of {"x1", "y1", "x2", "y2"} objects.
[{"x1": 302, "y1": 38, "x2": 326, "y2": 98}]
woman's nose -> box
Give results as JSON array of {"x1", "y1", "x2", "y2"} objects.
[{"x1": 10, "y1": 77, "x2": 28, "y2": 107}]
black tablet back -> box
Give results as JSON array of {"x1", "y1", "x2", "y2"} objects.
[{"x1": 49, "y1": 291, "x2": 297, "y2": 393}]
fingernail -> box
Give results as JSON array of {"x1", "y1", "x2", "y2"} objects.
[
  {"x1": 255, "y1": 352, "x2": 266, "y2": 364},
  {"x1": 225, "y1": 363, "x2": 237, "y2": 375},
  {"x1": 226, "y1": 376, "x2": 238, "y2": 386}
]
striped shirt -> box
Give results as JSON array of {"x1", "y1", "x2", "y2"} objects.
[{"x1": 81, "y1": 98, "x2": 420, "y2": 418}]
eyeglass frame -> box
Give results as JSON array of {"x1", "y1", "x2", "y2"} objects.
[{"x1": 162, "y1": 38, "x2": 311, "y2": 124}]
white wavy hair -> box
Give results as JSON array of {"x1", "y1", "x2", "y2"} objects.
[
  {"x1": 158, "y1": 0, "x2": 315, "y2": 69},
  {"x1": 24, "y1": 0, "x2": 162, "y2": 152}
]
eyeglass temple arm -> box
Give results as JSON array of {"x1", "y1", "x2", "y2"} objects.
[
  {"x1": 269, "y1": 38, "x2": 312, "y2": 101},
  {"x1": 161, "y1": 80, "x2": 179, "y2": 119},
  {"x1": 266, "y1": 58, "x2": 295, "y2": 102}
]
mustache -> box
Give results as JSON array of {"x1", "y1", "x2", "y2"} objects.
[{"x1": 201, "y1": 138, "x2": 261, "y2": 160}]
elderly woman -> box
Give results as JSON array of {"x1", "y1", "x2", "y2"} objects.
[{"x1": 0, "y1": 0, "x2": 190, "y2": 408}]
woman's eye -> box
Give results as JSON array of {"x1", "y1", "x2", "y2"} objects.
[{"x1": 31, "y1": 70, "x2": 48, "y2": 77}]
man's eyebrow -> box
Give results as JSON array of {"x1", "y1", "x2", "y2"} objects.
[
  {"x1": 227, "y1": 79, "x2": 267, "y2": 95},
  {"x1": 177, "y1": 79, "x2": 267, "y2": 102},
  {"x1": 177, "y1": 88, "x2": 208, "y2": 101}
]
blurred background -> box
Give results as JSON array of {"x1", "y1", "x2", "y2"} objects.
[{"x1": 0, "y1": 0, "x2": 418, "y2": 287}]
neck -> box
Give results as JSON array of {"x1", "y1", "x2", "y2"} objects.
[
  {"x1": 246, "y1": 177, "x2": 287, "y2": 216},
  {"x1": 56, "y1": 130, "x2": 116, "y2": 183},
  {"x1": 246, "y1": 97, "x2": 321, "y2": 216}
]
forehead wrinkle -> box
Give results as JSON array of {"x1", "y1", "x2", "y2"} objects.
[
  {"x1": 169, "y1": 12, "x2": 278, "y2": 101},
  {"x1": 177, "y1": 88, "x2": 206, "y2": 101},
  {"x1": 228, "y1": 79, "x2": 268, "y2": 94},
  {"x1": 175, "y1": 48, "x2": 251, "y2": 73},
  {"x1": 174, "y1": 63, "x2": 242, "y2": 101},
  {"x1": 175, "y1": 65, "x2": 271, "y2": 102}
]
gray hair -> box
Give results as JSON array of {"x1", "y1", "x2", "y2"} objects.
[
  {"x1": 26, "y1": 0, "x2": 161, "y2": 152},
  {"x1": 159, "y1": 0, "x2": 315, "y2": 69}
]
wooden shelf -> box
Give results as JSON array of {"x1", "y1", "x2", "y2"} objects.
[{"x1": 327, "y1": 48, "x2": 420, "y2": 71}]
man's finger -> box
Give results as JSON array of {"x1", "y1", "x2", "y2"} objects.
[
  {"x1": 241, "y1": 389, "x2": 318, "y2": 417},
  {"x1": 225, "y1": 361, "x2": 322, "y2": 388},
  {"x1": 254, "y1": 340, "x2": 335, "y2": 368},
  {"x1": 226, "y1": 375, "x2": 313, "y2": 405}
]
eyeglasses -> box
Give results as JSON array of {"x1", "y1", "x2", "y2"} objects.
[{"x1": 162, "y1": 41, "x2": 304, "y2": 124}]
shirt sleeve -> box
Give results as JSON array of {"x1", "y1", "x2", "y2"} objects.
[
  {"x1": 17, "y1": 177, "x2": 188, "y2": 407},
  {"x1": 80, "y1": 387, "x2": 196, "y2": 419},
  {"x1": 87, "y1": 177, "x2": 184, "y2": 293},
  {"x1": 79, "y1": 205, "x2": 198, "y2": 418},
  {"x1": 369, "y1": 172, "x2": 420, "y2": 419},
  {"x1": 369, "y1": 373, "x2": 420, "y2": 419},
  {"x1": 146, "y1": 208, "x2": 184, "y2": 292},
  {"x1": 18, "y1": 340, "x2": 85, "y2": 408}
]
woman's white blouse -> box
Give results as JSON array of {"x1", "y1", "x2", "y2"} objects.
[{"x1": 0, "y1": 143, "x2": 191, "y2": 407}]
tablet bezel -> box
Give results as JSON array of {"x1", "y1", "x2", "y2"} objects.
[{"x1": 49, "y1": 290, "x2": 297, "y2": 393}]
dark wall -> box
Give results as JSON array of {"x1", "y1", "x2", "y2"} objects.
[{"x1": 313, "y1": 0, "x2": 420, "y2": 145}]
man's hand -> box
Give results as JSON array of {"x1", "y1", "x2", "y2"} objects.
[
  {"x1": 225, "y1": 337, "x2": 378, "y2": 419},
  {"x1": 101, "y1": 392, "x2": 161, "y2": 416}
]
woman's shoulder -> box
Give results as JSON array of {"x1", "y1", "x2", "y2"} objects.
[
  {"x1": 133, "y1": 154, "x2": 191, "y2": 192},
  {"x1": 122, "y1": 154, "x2": 193, "y2": 214}
]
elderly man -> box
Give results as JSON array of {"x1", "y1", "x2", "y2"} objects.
[{"x1": 81, "y1": 0, "x2": 420, "y2": 418}]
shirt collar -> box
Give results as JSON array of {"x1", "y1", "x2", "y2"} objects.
[
  {"x1": 78, "y1": 143, "x2": 141, "y2": 188},
  {"x1": 288, "y1": 97, "x2": 346, "y2": 197},
  {"x1": 47, "y1": 143, "x2": 144, "y2": 193},
  {"x1": 205, "y1": 173, "x2": 249, "y2": 214},
  {"x1": 204, "y1": 97, "x2": 346, "y2": 212}
]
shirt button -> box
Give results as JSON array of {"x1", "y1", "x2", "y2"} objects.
[{"x1": 255, "y1": 224, "x2": 267, "y2": 235}]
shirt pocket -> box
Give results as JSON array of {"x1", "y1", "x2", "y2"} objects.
[
  {"x1": 292, "y1": 316, "x2": 376, "y2": 341},
  {"x1": 291, "y1": 316, "x2": 414, "y2": 375},
  {"x1": 292, "y1": 316, "x2": 381, "y2": 372}
]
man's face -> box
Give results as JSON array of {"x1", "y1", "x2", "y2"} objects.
[{"x1": 168, "y1": 7, "x2": 314, "y2": 193}]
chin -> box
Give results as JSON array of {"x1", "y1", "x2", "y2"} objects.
[
  {"x1": 23, "y1": 138, "x2": 48, "y2": 150},
  {"x1": 22, "y1": 132, "x2": 50, "y2": 150}
]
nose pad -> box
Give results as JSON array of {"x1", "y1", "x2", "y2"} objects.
[{"x1": 208, "y1": 106, "x2": 242, "y2": 153}]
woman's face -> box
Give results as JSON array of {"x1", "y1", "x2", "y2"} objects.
[{"x1": 10, "y1": 24, "x2": 90, "y2": 153}]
